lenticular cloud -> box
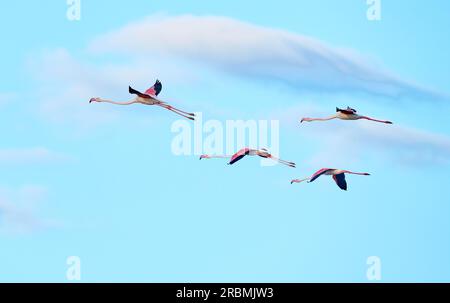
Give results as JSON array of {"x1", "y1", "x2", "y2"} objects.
[{"x1": 90, "y1": 14, "x2": 445, "y2": 101}]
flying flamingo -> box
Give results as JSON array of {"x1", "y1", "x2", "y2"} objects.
[
  {"x1": 200, "y1": 147, "x2": 296, "y2": 168},
  {"x1": 301, "y1": 107, "x2": 392, "y2": 124},
  {"x1": 89, "y1": 80, "x2": 196, "y2": 120},
  {"x1": 291, "y1": 168, "x2": 370, "y2": 191}
]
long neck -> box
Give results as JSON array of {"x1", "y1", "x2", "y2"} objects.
[
  {"x1": 302, "y1": 115, "x2": 337, "y2": 122},
  {"x1": 291, "y1": 178, "x2": 310, "y2": 184},
  {"x1": 98, "y1": 98, "x2": 137, "y2": 105},
  {"x1": 200, "y1": 155, "x2": 231, "y2": 159},
  {"x1": 344, "y1": 171, "x2": 368, "y2": 176}
]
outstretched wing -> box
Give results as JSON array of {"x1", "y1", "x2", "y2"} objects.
[
  {"x1": 346, "y1": 106, "x2": 357, "y2": 113},
  {"x1": 332, "y1": 173, "x2": 347, "y2": 191},
  {"x1": 129, "y1": 86, "x2": 153, "y2": 98},
  {"x1": 336, "y1": 107, "x2": 356, "y2": 115},
  {"x1": 309, "y1": 168, "x2": 333, "y2": 183},
  {"x1": 145, "y1": 79, "x2": 162, "y2": 97},
  {"x1": 228, "y1": 148, "x2": 250, "y2": 165}
]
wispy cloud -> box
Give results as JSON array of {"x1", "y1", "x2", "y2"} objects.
[
  {"x1": 272, "y1": 104, "x2": 450, "y2": 167},
  {"x1": 0, "y1": 147, "x2": 70, "y2": 165},
  {"x1": 0, "y1": 185, "x2": 57, "y2": 235},
  {"x1": 0, "y1": 92, "x2": 15, "y2": 107},
  {"x1": 28, "y1": 49, "x2": 120, "y2": 127},
  {"x1": 28, "y1": 48, "x2": 195, "y2": 128},
  {"x1": 90, "y1": 14, "x2": 445, "y2": 101}
]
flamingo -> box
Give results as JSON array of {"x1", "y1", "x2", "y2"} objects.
[
  {"x1": 89, "y1": 80, "x2": 196, "y2": 120},
  {"x1": 200, "y1": 147, "x2": 296, "y2": 168},
  {"x1": 291, "y1": 168, "x2": 370, "y2": 191},
  {"x1": 301, "y1": 107, "x2": 392, "y2": 124}
]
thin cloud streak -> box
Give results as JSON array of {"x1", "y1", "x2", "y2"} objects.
[
  {"x1": 0, "y1": 147, "x2": 70, "y2": 165},
  {"x1": 0, "y1": 186, "x2": 57, "y2": 235}
]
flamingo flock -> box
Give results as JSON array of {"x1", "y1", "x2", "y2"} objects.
[{"x1": 91, "y1": 79, "x2": 393, "y2": 191}]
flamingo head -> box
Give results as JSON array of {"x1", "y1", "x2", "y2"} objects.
[
  {"x1": 89, "y1": 97, "x2": 100, "y2": 103},
  {"x1": 363, "y1": 173, "x2": 371, "y2": 176},
  {"x1": 199, "y1": 155, "x2": 210, "y2": 160}
]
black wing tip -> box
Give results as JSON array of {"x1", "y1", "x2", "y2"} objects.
[
  {"x1": 339, "y1": 184, "x2": 348, "y2": 191},
  {"x1": 154, "y1": 79, "x2": 162, "y2": 96}
]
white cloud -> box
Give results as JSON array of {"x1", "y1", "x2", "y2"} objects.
[
  {"x1": 0, "y1": 185, "x2": 56, "y2": 235},
  {"x1": 29, "y1": 49, "x2": 120, "y2": 127},
  {"x1": 273, "y1": 104, "x2": 450, "y2": 167},
  {"x1": 0, "y1": 147, "x2": 70, "y2": 165},
  {"x1": 90, "y1": 14, "x2": 445, "y2": 101},
  {"x1": 310, "y1": 123, "x2": 450, "y2": 168},
  {"x1": 28, "y1": 48, "x2": 195, "y2": 128},
  {"x1": 0, "y1": 92, "x2": 15, "y2": 107}
]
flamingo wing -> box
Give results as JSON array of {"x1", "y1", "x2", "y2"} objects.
[
  {"x1": 309, "y1": 168, "x2": 333, "y2": 183},
  {"x1": 129, "y1": 86, "x2": 154, "y2": 99},
  {"x1": 144, "y1": 79, "x2": 162, "y2": 97},
  {"x1": 332, "y1": 173, "x2": 347, "y2": 191},
  {"x1": 346, "y1": 106, "x2": 357, "y2": 113},
  {"x1": 228, "y1": 148, "x2": 250, "y2": 165},
  {"x1": 336, "y1": 107, "x2": 356, "y2": 115}
]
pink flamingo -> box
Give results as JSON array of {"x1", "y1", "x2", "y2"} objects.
[
  {"x1": 89, "y1": 80, "x2": 196, "y2": 120},
  {"x1": 301, "y1": 107, "x2": 392, "y2": 124},
  {"x1": 200, "y1": 147, "x2": 296, "y2": 168},
  {"x1": 291, "y1": 168, "x2": 370, "y2": 191}
]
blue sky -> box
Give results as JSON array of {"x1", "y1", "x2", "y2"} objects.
[{"x1": 1, "y1": 0, "x2": 450, "y2": 282}]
